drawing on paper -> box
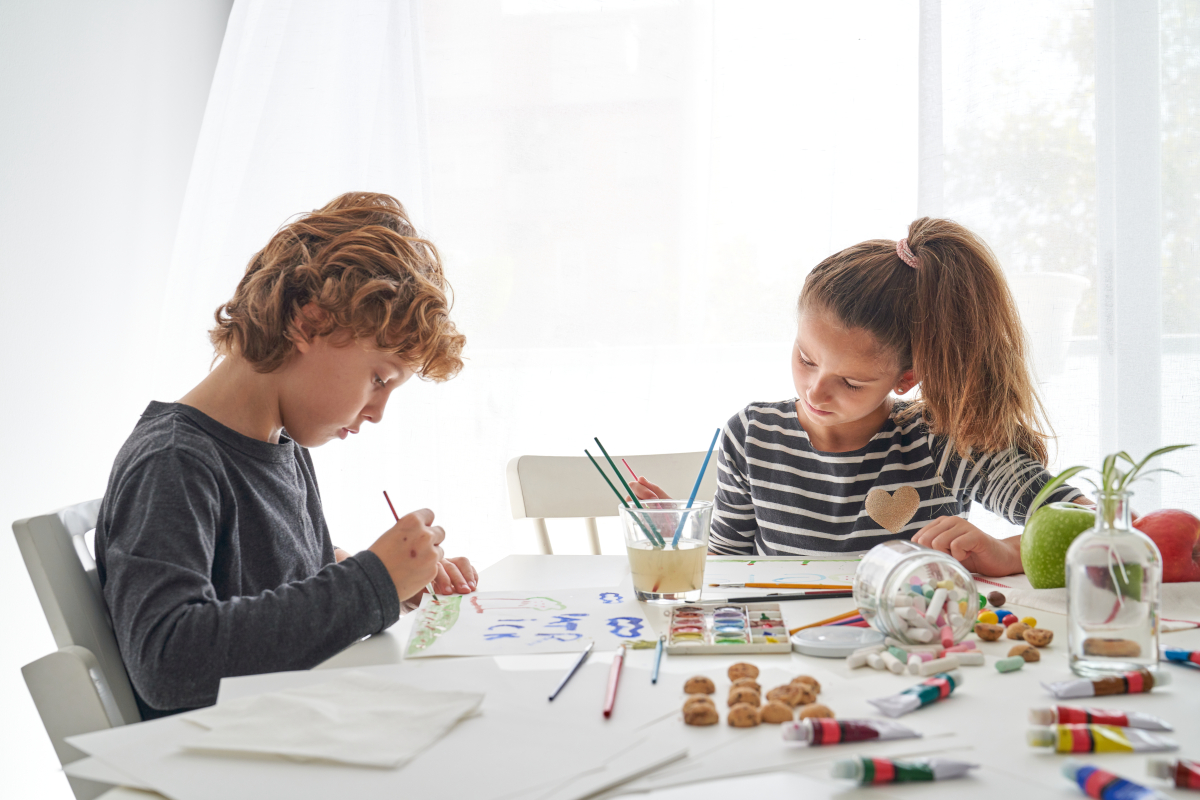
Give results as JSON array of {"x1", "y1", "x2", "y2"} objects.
[
  {"x1": 404, "y1": 586, "x2": 649, "y2": 658},
  {"x1": 469, "y1": 596, "x2": 566, "y2": 613},
  {"x1": 703, "y1": 558, "x2": 860, "y2": 588}
]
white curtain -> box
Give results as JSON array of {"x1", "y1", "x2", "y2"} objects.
[
  {"x1": 935, "y1": 0, "x2": 1200, "y2": 534},
  {"x1": 159, "y1": 0, "x2": 917, "y2": 567}
]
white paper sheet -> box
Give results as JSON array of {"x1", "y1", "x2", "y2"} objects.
[
  {"x1": 404, "y1": 586, "x2": 650, "y2": 657},
  {"x1": 701, "y1": 557, "x2": 860, "y2": 594},
  {"x1": 183, "y1": 672, "x2": 482, "y2": 767}
]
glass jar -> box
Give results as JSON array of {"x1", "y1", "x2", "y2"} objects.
[
  {"x1": 1066, "y1": 491, "x2": 1161, "y2": 676},
  {"x1": 854, "y1": 540, "x2": 978, "y2": 646}
]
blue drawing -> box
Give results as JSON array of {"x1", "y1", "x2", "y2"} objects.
[
  {"x1": 606, "y1": 616, "x2": 644, "y2": 639},
  {"x1": 485, "y1": 632, "x2": 521, "y2": 640},
  {"x1": 532, "y1": 633, "x2": 585, "y2": 643},
  {"x1": 544, "y1": 613, "x2": 589, "y2": 632},
  {"x1": 599, "y1": 592, "x2": 624, "y2": 604}
]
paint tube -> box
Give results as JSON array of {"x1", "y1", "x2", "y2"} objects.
[
  {"x1": 1062, "y1": 760, "x2": 1164, "y2": 800},
  {"x1": 1147, "y1": 758, "x2": 1200, "y2": 790},
  {"x1": 1027, "y1": 724, "x2": 1178, "y2": 753},
  {"x1": 781, "y1": 717, "x2": 920, "y2": 746},
  {"x1": 1042, "y1": 669, "x2": 1170, "y2": 699},
  {"x1": 1160, "y1": 646, "x2": 1200, "y2": 667},
  {"x1": 1029, "y1": 705, "x2": 1172, "y2": 731},
  {"x1": 832, "y1": 756, "x2": 978, "y2": 784},
  {"x1": 867, "y1": 670, "x2": 961, "y2": 718}
]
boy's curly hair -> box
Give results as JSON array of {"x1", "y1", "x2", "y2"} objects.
[{"x1": 210, "y1": 192, "x2": 465, "y2": 381}]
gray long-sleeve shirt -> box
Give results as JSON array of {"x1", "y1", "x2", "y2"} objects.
[{"x1": 95, "y1": 401, "x2": 401, "y2": 719}]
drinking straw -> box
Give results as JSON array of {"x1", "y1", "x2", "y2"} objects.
[
  {"x1": 384, "y1": 490, "x2": 437, "y2": 602},
  {"x1": 651, "y1": 635, "x2": 665, "y2": 684},
  {"x1": 788, "y1": 609, "x2": 861, "y2": 635},
  {"x1": 584, "y1": 449, "x2": 663, "y2": 547},
  {"x1": 549, "y1": 640, "x2": 593, "y2": 701},
  {"x1": 670, "y1": 428, "x2": 721, "y2": 548},
  {"x1": 603, "y1": 644, "x2": 626, "y2": 718},
  {"x1": 621, "y1": 458, "x2": 639, "y2": 481},
  {"x1": 727, "y1": 592, "x2": 854, "y2": 603}
]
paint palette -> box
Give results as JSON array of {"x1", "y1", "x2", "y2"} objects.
[{"x1": 665, "y1": 603, "x2": 792, "y2": 655}]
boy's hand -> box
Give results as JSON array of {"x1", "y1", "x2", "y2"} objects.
[
  {"x1": 404, "y1": 556, "x2": 479, "y2": 605},
  {"x1": 910, "y1": 517, "x2": 1022, "y2": 577},
  {"x1": 368, "y1": 508, "x2": 445, "y2": 602},
  {"x1": 628, "y1": 477, "x2": 671, "y2": 502}
]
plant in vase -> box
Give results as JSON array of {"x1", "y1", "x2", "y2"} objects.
[{"x1": 1022, "y1": 444, "x2": 1193, "y2": 677}]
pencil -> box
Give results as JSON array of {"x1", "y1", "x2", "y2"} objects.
[
  {"x1": 383, "y1": 490, "x2": 437, "y2": 602},
  {"x1": 788, "y1": 609, "x2": 861, "y2": 635},
  {"x1": 709, "y1": 582, "x2": 854, "y2": 591},
  {"x1": 603, "y1": 644, "x2": 626, "y2": 718},
  {"x1": 727, "y1": 592, "x2": 854, "y2": 603},
  {"x1": 549, "y1": 640, "x2": 593, "y2": 701},
  {"x1": 621, "y1": 458, "x2": 639, "y2": 481},
  {"x1": 651, "y1": 635, "x2": 664, "y2": 684},
  {"x1": 585, "y1": 449, "x2": 663, "y2": 547}
]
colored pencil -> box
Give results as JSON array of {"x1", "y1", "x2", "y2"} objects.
[
  {"x1": 585, "y1": 449, "x2": 662, "y2": 547},
  {"x1": 651, "y1": 635, "x2": 664, "y2": 684},
  {"x1": 671, "y1": 428, "x2": 721, "y2": 548},
  {"x1": 549, "y1": 640, "x2": 593, "y2": 701},
  {"x1": 709, "y1": 582, "x2": 854, "y2": 590},
  {"x1": 788, "y1": 609, "x2": 861, "y2": 635},
  {"x1": 830, "y1": 615, "x2": 865, "y2": 626},
  {"x1": 603, "y1": 644, "x2": 626, "y2": 718},
  {"x1": 727, "y1": 592, "x2": 854, "y2": 603},
  {"x1": 384, "y1": 490, "x2": 437, "y2": 602},
  {"x1": 622, "y1": 458, "x2": 639, "y2": 480}
]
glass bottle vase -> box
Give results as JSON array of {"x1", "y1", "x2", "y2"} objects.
[{"x1": 1065, "y1": 491, "x2": 1161, "y2": 677}]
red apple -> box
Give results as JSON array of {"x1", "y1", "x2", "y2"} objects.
[{"x1": 1133, "y1": 509, "x2": 1200, "y2": 582}]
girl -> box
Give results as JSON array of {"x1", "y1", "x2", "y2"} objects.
[{"x1": 634, "y1": 217, "x2": 1084, "y2": 577}]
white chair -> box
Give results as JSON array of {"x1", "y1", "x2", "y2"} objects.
[
  {"x1": 506, "y1": 451, "x2": 719, "y2": 554},
  {"x1": 13, "y1": 500, "x2": 142, "y2": 800}
]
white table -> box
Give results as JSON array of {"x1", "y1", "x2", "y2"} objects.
[{"x1": 93, "y1": 555, "x2": 1200, "y2": 799}]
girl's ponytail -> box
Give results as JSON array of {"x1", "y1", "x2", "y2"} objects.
[{"x1": 900, "y1": 217, "x2": 1049, "y2": 463}]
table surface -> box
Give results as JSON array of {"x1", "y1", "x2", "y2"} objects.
[{"x1": 96, "y1": 555, "x2": 1200, "y2": 800}]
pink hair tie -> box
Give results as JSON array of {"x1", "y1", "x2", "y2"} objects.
[{"x1": 896, "y1": 238, "x2": 920, "y2": 269}]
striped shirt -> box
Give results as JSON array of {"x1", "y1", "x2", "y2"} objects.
[{"x1": 709, "y1": 399, "x2": 1082, "y2": 556}]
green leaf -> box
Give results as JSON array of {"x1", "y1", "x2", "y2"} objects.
[
  {"x1": 1120, "y1": 444, "x2": 1194, "y2": 489},
  {"x1": 1026, "y1": 464, "x2": 1089, "y2": 522}
]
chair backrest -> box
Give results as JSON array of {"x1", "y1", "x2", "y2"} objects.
[
  {"x1": 506, "y1": 451, "x2": 719, "y2": 554},
  {"x1": 13, "y1": 500, "x2": 141, "y2": 726}
]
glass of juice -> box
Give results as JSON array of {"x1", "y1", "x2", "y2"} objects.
[{"x1": 620, "y1": 499, "x2": 711, "y2": 603}]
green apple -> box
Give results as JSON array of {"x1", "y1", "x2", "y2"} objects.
[{"x1": 1021, "y1": 502, "x2": 1096, "y2": 589}]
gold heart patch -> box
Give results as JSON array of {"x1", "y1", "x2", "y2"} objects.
[{"x1": 865, "y1": 486, "x2": 920, "y2": 533}]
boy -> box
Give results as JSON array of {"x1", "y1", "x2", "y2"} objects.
[{"x1": 95, "y1": 192, "x2": 476, "y2": 719}]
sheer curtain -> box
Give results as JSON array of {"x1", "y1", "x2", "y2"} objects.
[
  {"x1": 934, "y1": 0, "x2": 1200, "y2": 536},
  {"x1": 161, "y1": 0, "x2": 918, "y2": 567}
]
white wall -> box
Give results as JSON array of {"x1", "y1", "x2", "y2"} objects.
[{"x1": 0, "y1": 1, "x2": 232, "y2": 794}]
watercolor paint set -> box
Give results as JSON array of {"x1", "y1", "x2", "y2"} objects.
[{"x1": 665, "y1": 602, "x2": 792, "y2": 655}]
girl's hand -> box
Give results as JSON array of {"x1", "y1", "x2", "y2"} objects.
[
  {"x1": 628, "y1": 477, "x2": 672, "y2": 502},
  {"x1": 910, "y1": 517, "x2": 1023, "y2": 577},
  {"x1": 334, "y1": 547, "x2": 352, "y2": 563},
  {"x1": 403, "y1": 556, "x2": 479, "y2": 605}
]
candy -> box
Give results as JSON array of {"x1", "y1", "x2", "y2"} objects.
[
  {"x1": 987, "y1": 591, "x2": 1006, "y2": 607},
  {"x1": 936, "y1": 579, "x2": 955, "y2": 590},
  {"x1": 995, "y1": 655, "x2": 1025, "y2": 673},
  {"x1": 867, "y1": 652, "x2": 886, "y2": 670},
  {"x1": 978, "y1": 593, "x2": 987, "y2": 609},
  {"x1": 955, "y1": 651, "x2": 985, "y2": 666},
  {"x1": 881, "y1": 650, "x2": 907, "y2": 674},
  {"x1": 1021, "y1": 616, "x2": 1037, "y2": 627},
  {"x1": 977, "y1": 611, "x2": 999, "y2": 624},
  {"x1": 939, "y1": 625, "x2": 954, "y2": 648},
  {"x1": 919, "y1": 655, "x2": 961, "y2": 676}
]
